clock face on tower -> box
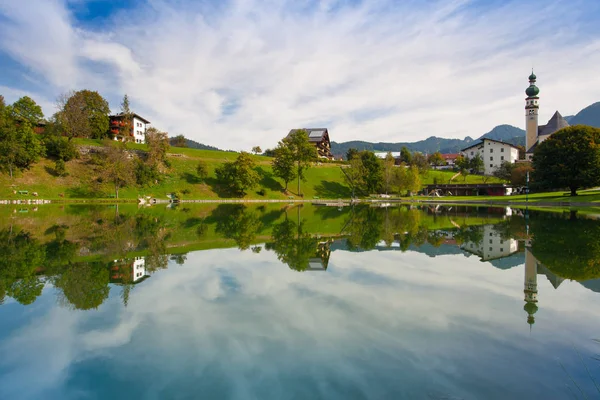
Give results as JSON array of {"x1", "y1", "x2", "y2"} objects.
[{"x1": 528, "y1": 109, "x2": 535, "y2": 115}]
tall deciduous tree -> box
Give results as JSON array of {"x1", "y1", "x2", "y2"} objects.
[
  {"x1": 100, "y1": 140, "x2": 135, "y2": 198},
  {"x1": 0, "y1": 108, "x2": 45, "y2": 178},
  {"x1": 283, "y1": 130, "x2": 316, "y2": 196},
  {"x1": 341, "y1": 156, "x2": 366, "y2": 198},
  {"x1": 171, "y1": 134, "x2": 187, "y2": 147},
  {"x1": 346, "y1": 148, "x2": 359, "y2": 161},
  {"x1": 411, "y1": 152, "x2": 429, "y2": 174},
  {"x1": 56, "y1": 90, "x2": 110, "y2": 139},
  {"x1": 251, "y1": 146, "x2": 262, "y2": 155},
  {"x1": 145, "y1": 127, "x2": 169, "y2": 169},
  {"x1": 533, "y1": 125, "x2": 600, "y2": 196},
  {"x1": 119, "y1": 94, "x2": 133, "y2": 140},
  {"x1": 382, "y1": 152, "x2": 395, "y2": 195},
  {"x1": 7, "y1": 96, "x2": 44, "y2": 125},
  {"x1": 196, "y1": 160, "x2": 208, "y2": 182},
  {"x1": 470, "y1": 154, "x2": 484, "y2": 175},
  {"x1": 215, "y1": 151, "x2": 260, "y2": 196},
  {"x1": 272, "y1": 144, "x2": 296, "y2": 191},
  {"x1": 360, "y1": 150, "x2": 383, "y2": 194},
  {"x1": 428, "y1": 152, "x2": 445, "y2": 168},
  {"x1": 493, "y1": 161, "x2": 514, "y2": 181},
  {"x1": 400, "y1": 146, "x2": 412, "y2": 164}
]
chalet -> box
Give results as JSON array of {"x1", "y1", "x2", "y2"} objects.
[
  {"x1": 287, "y1": 128, "x2": 334, "y2": 160},
  {"x1": 460, "y1": 138, "x2": 519, "y2": 175},
  {"x1": 110, "y1": 113, "x2": 151, "y2": 144},
  {"x1": 440, "y1": 153, "x2": 459, "y2": 168}
]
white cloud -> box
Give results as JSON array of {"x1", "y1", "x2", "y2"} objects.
[{"x1": 0, "y1": 0, "x2": 599, "y2": 150}]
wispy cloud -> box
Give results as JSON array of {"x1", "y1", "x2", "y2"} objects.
[{"x1": 0, "y1": 0, "x2": 599, "y2": 149}]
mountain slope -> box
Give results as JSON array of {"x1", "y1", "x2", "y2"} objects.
[{"x1": 568, "y1": 102, "x2": 600, "y2": 127}]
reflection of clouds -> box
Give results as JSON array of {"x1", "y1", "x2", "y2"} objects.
[{"x1": 2, "y1": 247, "x2": 600, "y2": 399}]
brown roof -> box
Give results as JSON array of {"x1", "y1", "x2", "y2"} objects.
[
  {"x1": 441, "y1": 153, "x2": 459, "y2": 160},
  {"x1": 110, "y1": 112, "x2": 151, "y2": 124},
  {"x1": 288, "y1": 128, "x2": 330, "y2": 142}
]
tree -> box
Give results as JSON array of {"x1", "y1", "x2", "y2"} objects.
[
  {"x1": 53, "y1": 262, "x2": 110, "y2": 310},
  {"x1": 493, "y1": 161, "x2": 514, "y2": 181},
  {"x1": 411, "y1": 152, "x2": 429, "y2": 174},
  {"x1": 382, "y1": 152, "x2": 395, "y2": 195},
  {"x1": 393, "y1": 163, "x2": 408, "y2": 196},
  {"x1": 0, "y1": 112, "x2": 45, "y2": 178},
  {"x1": 100, "y1": 140, "x2": 135, "y2": 198},
  {"x1": 196, "y1": 160, "x2": 208, "y2": 182},
  {"x1": 251, "y1": 146, "x2": 262, "y2": 155},
  {"x1": 282, "y1": 129, "x2": 316, "y2": 196},
  {"x1": 119, "y1": 94, "x2": 133, "y2": 140},
  {"x1": 171, "y1": 134, "x2": 187, "y2": 148},
  {"x1": 405, "y1": 165, "x2": 421, "y2": 195},
  {"x1": 7, "y1": 96, "x2": 44, "y2": 125},
  {"x1": 469, "y1": 154, "x2": 484, "y2": 175},
  {"x1": 145, "y1": 127, "x2": 169, "y2": 169},
  {"x1": 54, "y1": 159, "x2": 67, "y2": 176},
  {"x1": 533, "y1": 125, "x2": 600, "y2": 196},
  {"x1": 213, "y1": 204, "x2": 263, "y2": 250},
  {"x1": 272, "y1": 144, "x2": 296, "y2": 191},
  {"x1": 428, "y1": 152, "x2": 445, "y2": 168},
  {"x1": 346, "y1": 148, "x2": 359, "y2": 161},
  {"x1": 359, "y1": 151, "x2": 383, "y2": 194},
  {"x1": 511, "y1": 164, "x2": 533, "y2": 186},
  {"x1": 215, "y1": 151, "x2": 260, "y2": 196},
  {"x1": 56, "y1": 90, "x2": 110, "y2": 139},
  {"x1": 341, "y1": 157, "x2": 366, "y2": 198},
  {"x1": 455, "y1": 155, "x2": 469, "y2": 181},
  {"x1": 400, "y1": 146, "x2": 412, "y2": 164},
  {"x1": 43, "y1": 119, "x2": 78, "y2": 161}
]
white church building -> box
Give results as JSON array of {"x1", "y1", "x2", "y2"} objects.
[{"x1": 524, "y1": 71, "x2": 570, "y2": 160}]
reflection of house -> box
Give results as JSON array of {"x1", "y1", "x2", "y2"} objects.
[
  {"x1": 110, "y1": 257, "x2": 150, "y2": 284},
  {"x1": 424, "y1": 183, "x2": 514, "y2": 196},
  {"x1": 461, "y1": 225, "x2": 519, "y2": 261},
  {"x1": 308, "y1": 240, "x2": 332, "y2": 271},
  {"x1": 110, "y1": 113, "x2": 151, "y2": 144},
  {"x1": 287, "y1": 128, "x2": 333, "y2": 160}
]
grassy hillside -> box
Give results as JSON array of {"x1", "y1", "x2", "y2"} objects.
[{"x1": 0, "y1": 139, "x2": 501, "y2": 201}]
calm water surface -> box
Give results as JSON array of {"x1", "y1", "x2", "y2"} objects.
[{"x1": 1, "y1": 203, "x2": 600, "y2": 399}]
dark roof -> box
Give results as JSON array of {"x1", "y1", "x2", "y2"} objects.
[
  {"x1": 288, "y1": 128, "x2": 329, "y2": 143},
  {"x1": 460, "y1": 138, "x2": 520, "y2": 152},
  {"x1": 538, "y1": 111, "x2": 569, "y2": 137},
  {"x1": 110, "y1": 112, "x2": 151, "y2": 124},
  {"x1": 526, "y1": 142, "x2": 537, "y2": 154}
]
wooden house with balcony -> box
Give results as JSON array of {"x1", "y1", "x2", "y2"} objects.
[
  {"x1": 287, "y1": 128, "x2": 334, "y2": 160},
  {"x1": 109, "y1": 113, "x2": 151, "y2": 144}
]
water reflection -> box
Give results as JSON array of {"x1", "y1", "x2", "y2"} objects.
[{"x1": 1, "y1": 203, "x2": 600, "y2": 314}]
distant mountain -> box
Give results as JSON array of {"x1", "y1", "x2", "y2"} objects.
[
  {"x1": 331, "y1": 125, "x2": 524, "y2": 158},
  {"x1": 568, "y1": 102, "x2": 600, "y2": 127},
  {"x1": 169, "y1": 137, "x2": 222, "y2": 151},
  {"x1": 331, "y1": 100, "x2": 600, "y2": 158}
]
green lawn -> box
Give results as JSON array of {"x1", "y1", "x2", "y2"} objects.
[{"x1": 0, "y1": 141, "x2": 516, "y2": 201}]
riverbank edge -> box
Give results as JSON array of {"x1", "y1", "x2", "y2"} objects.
[{"x1": 1, "y1": 197, "x2": 599, "y2": 208}]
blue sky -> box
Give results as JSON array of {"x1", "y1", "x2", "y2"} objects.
[{"x1": 1, "y1": 0, "x2": 599, "y2": 150}]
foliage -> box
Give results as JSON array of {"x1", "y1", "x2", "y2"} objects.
[
  {"x1": 119, "y1": 94, "x2": 132, "y2": 140},
  {"x1": 411, "y1": 152, "x2": 429, "y2": 174},
  {"x1": 346, "y1": 148, "x2": 359, "y2": 161},
  {"x1": 532, "y1": 125, "x2": 600, "y2": 196},
  {"x1": 196, "y1": 160, "x2": 208, "y2": 182},
  {"x1": 455, "y1": 155, "x2": 469, "y2": 181},
  {"x1": 145, "y1": 127, "x2": 170, "y2": 168},
  {"x1": 213, "y1": 205, "x2": 263, "y2": 250},
  {"x1": 215, "y1": 151, "x2": 260, "y2": 196},
  {"x1": 493, "y1": 161, "x2": 514, "y2": 181},
  {"x1": 54, "y1": 159, "x2": 67, "y2": 176},
  {"x1": 359, "y1": 150, "x2": 383, "y2": 194},
  {"x1": 282, "y1": 129, "x2": 317, "y2": 195},
  {"x1": 0, "y1": 110, "x2": 45, "y2": 178},
  {"x1": 382, "y1": 152, "x2": 395, "y2": 194},
  {"x1": 43, "y1": 127, "x2": 79, "y2": 161},
  {"x1": 171, "y1": 134, "x2": 187, "y2": 148},
  {"x1": 56, "y1": 90, "x2": 110, "y2": 139},
  {"x1": 393, "y1": 164, "x2": 420, "y2": 196},
  {"x1": 341, "y1": 157, "x2": 365, "y2": 197},
  {"x1": 99, "y1": 140, "x2": 135, "y2": 198},
  {"x1": 7, "y1": 96, "x2": 44, "y2": 125},
  {"x1": 252, "y1": 146, "x2": 262, "y2": 155},
  {"x1": 134, "y1": 158, "x2": 160, "y2": 186},
  {"x1": 266, "y1": 213, "x2": 322, "y2": 271},
  {"x1": 272, "y1": 144, "x2": 297, "y2": 191},
  {"x1": 428, "y1": 151, "x2": 445, "y2": 168},
  {"x1": 53, "y1": 262, "x2": 110, "y2": 310},
  {"x1": 470, "y1": 154, "x2": 484, "y2": 175},
  {"x1": 400, "y1": 146, "x2": 412, "y2": 164},
  {"x1": 511, "y1": 164, "x2": 533, "y2": 186}
]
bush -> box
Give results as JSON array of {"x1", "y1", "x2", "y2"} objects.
[
  {"x1": 44, "y1": 134, "x2": 78, "y2": 161},
  {"x1": 54, "y1": 159, "x2": 67, "y2": 176},
  {"x1": 257, "y1": 188, "x2": 266, "y2": 196},
  {"x1": 134, "y1": 159, "x2": 160, "y2": 186}
]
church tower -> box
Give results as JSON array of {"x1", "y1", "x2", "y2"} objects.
[{"x1": 525, "y1": 71, "x2": 540, "y2": 157}]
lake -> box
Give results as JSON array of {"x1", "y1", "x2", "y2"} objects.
[{"x1": 1, "y1": 203, "x2": 600, "y2": 399}]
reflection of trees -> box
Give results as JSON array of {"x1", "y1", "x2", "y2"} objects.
[
  {"x1": 453, "y1": 225, "x2": 484, "y2": 246},
  {"x1": 212, "y1": 205, "x2": 263, "y2": 250},
  {"x1": 530, "y1": 213, "x2": 600, "y2": 281},
  {"x1": 266, "y1": 213, "x2": 327, "y2": 271},
  {"x1": 52, "y1": 262, "x2": 110, "y2": 310},
  {"x1": 0, "y1": 228, "x2": 46, "y2": 305},
  {"x1": 345, "y1": 207, "x2": 383, "y2": 250}
]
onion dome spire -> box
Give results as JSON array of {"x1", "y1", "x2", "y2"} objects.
[{"x1": 526, "y1": 70, "x2": 539, "y2": 97}]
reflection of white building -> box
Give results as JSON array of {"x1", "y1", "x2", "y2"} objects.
[
  {"x1": 132, "y1": 257, "x2": 147, "y2": 282},
  {"x1": 461, "y1": 225, "x2": 519, "y2": 261},
  {"x1": 110, "y1": 257, "x2": 150, "y2": 284}
]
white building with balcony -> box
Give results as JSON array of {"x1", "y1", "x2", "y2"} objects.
[{"x1": 460, "y1": 138, "x2": 519, "y2": 175}]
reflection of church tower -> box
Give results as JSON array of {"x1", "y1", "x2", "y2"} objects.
[
  {"x1": 525, "y1": 71, "x2": 540, "y2": 160},
  {"x1": 524, "y1": 245, "x2": 539, "y2": 328}
]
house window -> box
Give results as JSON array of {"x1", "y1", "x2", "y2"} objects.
[
  {"x1": 490, "y1": 157, "x2": 493, "y2": 161},
  {"x1": 501, "y1": 156, "x2": 504, "y2": 161},
  {"x1": 490, "y1": 148, "x2": 493, "y2": 153},
  {"x1": 489, "y1": 239, "x2": 493, "y2": 244},
  {"x1": 501, "y1": 148, "x2": 504, "y2": 152},
  {"x1": 470, "y1": 151, "x2": 474, "y2": 156},
  {"x1": 490, "y1": 233, "x2": 493, "y2": 237},
  {"x1": 500, "y1": 248, "x2": 504, "y2": 252},
  {"x1": 490, "y1": 164, "x2": 493, "y2": 168},
  {"x1": 489, "y1": 247, "x2": 493, "y2": 251}
]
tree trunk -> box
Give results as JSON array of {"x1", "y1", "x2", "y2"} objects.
[
  {"x1": 570, "y1": 186, "x2": 578, "y2": 196},
  {"x1": 116, "y1": 184, "x2": 119, "y2": 199}
]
